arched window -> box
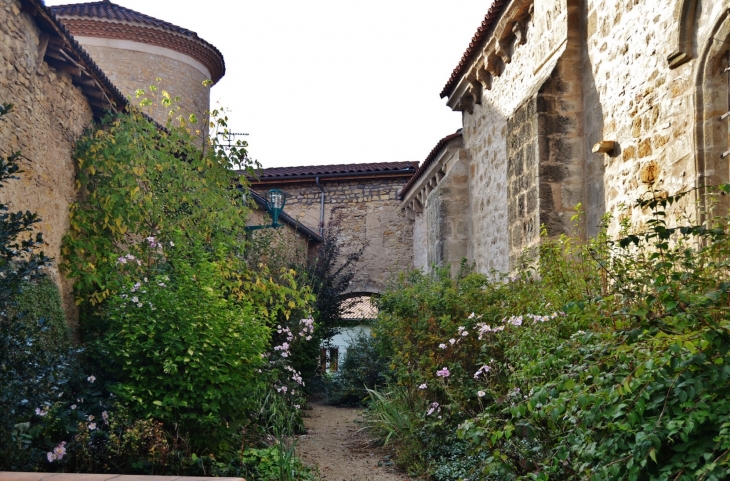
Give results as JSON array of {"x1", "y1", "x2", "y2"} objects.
[{"x1": 696, "y1": 12, "x2": 730, "y2": 213}]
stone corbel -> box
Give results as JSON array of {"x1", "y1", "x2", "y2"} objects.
[
  {"x1": 476, "y1": 65, "x2": 493, "y2": 91},
  {"x1": 413, "y1": 197, "x2": 423, "y2": 214},
  {"x1": 467, "y1": 80, "x2": 483, "y2": 106},
  {"x1": 458, "y1": 93, "x2": 475, "y2": 114},
  {"x1": 495, "y1": 40, "x2": 512, "y2": 64},
  {"x1": 512, "y1": 21, "x2": 526, "y2": 46},
  {"x1": 486, "y1": 53, "x2": 505, "y2": 77},
  {"x1": 405, "y1": 205, "x2": 416, "y2": 220}
]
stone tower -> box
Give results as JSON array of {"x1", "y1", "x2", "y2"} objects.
[{"x1": 51, "y1": 0, "x2": 225, "y2": 125}]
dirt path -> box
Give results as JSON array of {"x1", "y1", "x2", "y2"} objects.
[{"x1": 296, "y1": 402, "x2": 412, "y2": 481}]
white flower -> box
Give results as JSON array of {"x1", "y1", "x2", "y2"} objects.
[
  {"x1": 47, "y1": 452, "x2": 57, "y2": 462},
  {"x1": 88, "y1": 415, "x2": 95, "y2": 421},
  {"x1": 70, "y1": 404, "x2": 77, "y2": 410},
  {"x1": 439, "y1": 343, "x2": 447, "y2": 349},
  {"x1": 88, "y1": 423, "x2": 97, "y2": 430},
  {"x1": 87, "y1": 375, "x2": 96, "y2": 383},
  {"x1": 461, "y1": 330, "x2": 468, "y2": 337},
  {"x1": 449, "y1": 338, "x2": 456, "y2": 345},
  {"x1": 478, "y1": 390, "x2": 486, "y2": 398},
  {"x1": 418, "y1": 383, "x2": 427, "y2": 390}
]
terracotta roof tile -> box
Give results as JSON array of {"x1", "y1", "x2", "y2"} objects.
[
  {"x1": 340, "y1": 296, "x2": 378, "y2": 320},
  {"x1": 440, "y1": 0, "x2": 508, "y2": 99},
  {"x1": 399, "y1": 131, "x2": 462, "y2": 199},
  {"x1": 248, "y1": 161, "x2": 419, "y2": 181},
  {"x1": 51, "y1": 1, "x2": 196, "y2": 36}
]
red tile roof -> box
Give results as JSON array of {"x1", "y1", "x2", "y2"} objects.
[
  {"x1": 247, "y1": 161, "x2": 419, "y2": 182},
  {"x1": 399, "y1": 131, "x2": 462, "y2": 199},
  {"x1": 340, "y1": 296, "x2": 378, "y2": 320},
  {"x1": 440, "y1": 0, "x2": 508, "y2": 99},
  {"x1": 51, "y1": 1, "x2": 225, "y2": 83},
  {"x1": 51, "y1": 0, "x2": 197, "y2": 36}
]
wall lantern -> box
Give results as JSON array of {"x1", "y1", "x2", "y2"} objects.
[{"x1": 245, "y1": 188, "x2": 288, "y2": 232}]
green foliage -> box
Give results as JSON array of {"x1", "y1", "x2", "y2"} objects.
[
  {"x1": 10, "y1": 277, "x2": 71, "y2": 353},
  {"x1": 304, "y1": 209, "x2": 367, "y2": 345},
  {"x1": 55, "y1": 94, "x2": 315, "y2": 475},
  {"x1": 240, "y1": 446, "x2": 317, "y2": 481},
  {"x1": 0, "y1": 101, "x2": 74, "y2": 470},
  {"x1": 325, "y1": 331, "x2": 390, "y2": 406},
  {"x1": 371, "y1": 190, "x2": 730, "y2": 480},
  {"x1": 101, "y1": 236, "x2": 269, "y2": 441}
]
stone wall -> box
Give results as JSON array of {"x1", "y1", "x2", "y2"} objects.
[
  {"x1": 506, "y1": 97, "x2": 539, "y2": 267},
  {"x1": 461, "y1": 0, "x2": 569, "y2": 274},
  {"x1": 0, "y1": 0, "x2": 95, "y2": 324},
  {"x1": 582, "y1": 0, "x2": 728, "y2": 235},
  {"x1": 81, "y1": 45, "x2": 210, "y2": 128},
  {"x1": 404, "y1": 139, "x2": 470, "y2": 275},
  {"x1": 434, "y1": 0, "x2": 730, "y2": 274},
  {"x1": 252, "y1": 177, "x2": 413, "y2": 294}
]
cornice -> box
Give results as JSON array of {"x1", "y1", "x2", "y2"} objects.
[
  {"x1": 444, "y1": 0, "x2": 534, "y2": 113},
  {"x1": 57, "y1": 18, "x2": 225, "y2": 83}
]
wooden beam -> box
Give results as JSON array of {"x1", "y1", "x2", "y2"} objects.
[{"x1": 44, "y1": 57, "x2": 81, "y2": 77}]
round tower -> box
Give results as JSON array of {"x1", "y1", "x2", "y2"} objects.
[{"x1": 51, "y1": 0, "x2": 225, "y2": 125}]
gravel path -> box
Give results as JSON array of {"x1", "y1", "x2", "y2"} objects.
[{"x1": 296, "y1": 402, "x2": 412, "y2": 481}]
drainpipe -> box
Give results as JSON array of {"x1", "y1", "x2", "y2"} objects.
[{"x1": 315, "y1": 176, "x2": 325, "y2": 236}]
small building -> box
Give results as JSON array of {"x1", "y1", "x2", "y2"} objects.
[{"x1": 245, "y1": 161, "x2": 418, "y2": 296}]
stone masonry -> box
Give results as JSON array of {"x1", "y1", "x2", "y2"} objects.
[
  {"x1": 0, "y1": 0, "x2": 96, "y2": 324},
  {"x1": 427, "y1": 0, "x2": 730, "y2": 275},
  {"x1": 250, "y1": 171, "x2": 414, "y2": 295},
  {"x1": 80, "y1": 45, "x2": 210, "y2": 126}
]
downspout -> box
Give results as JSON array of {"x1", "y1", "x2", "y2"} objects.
[{"x1": 315, "y1": 176, "x2": 325, "y2": 236}]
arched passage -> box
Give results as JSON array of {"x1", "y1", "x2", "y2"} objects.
[{"x1": 321, "y1": 293, "x2": 380, "y2": 373}]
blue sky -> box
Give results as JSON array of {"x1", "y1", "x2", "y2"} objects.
[{"x1": 45, "y1": 0, "x2": 490, "y2": 168}]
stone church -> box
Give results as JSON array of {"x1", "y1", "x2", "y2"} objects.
[{"x1": 402, "y1": 0, "x2": 730, "y2": 276}]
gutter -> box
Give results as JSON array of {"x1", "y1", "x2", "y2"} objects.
[
  {"x1": 315, "y1": 176, "x2": 325, "y2": 236},
  {"x1": 249, "y1": 167, "x2": 417, "y2": 184}
]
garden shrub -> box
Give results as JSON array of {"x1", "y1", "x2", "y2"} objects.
[
  {"x1": 325, "y1": 330, "x2": 390, "y2": 406},
  {"x1": 10, "y1": 277, "x2": 71, "y2": 352},
  {"x1": 370, "y1": 191, "x2": 730, "y2": 480},
  {"x1": 0, "y1": 101, "x2": 76, "y2": 470},
  {"x1": 61, "y1": 97, "x2": 313, "y2": 446},
  {"x1": 1, "y1": 94, "x2": 318, "y2": 476}
]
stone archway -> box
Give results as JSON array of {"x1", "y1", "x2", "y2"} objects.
[{"x1": 321, "y1": 293, "x2": 380, "y2": 373}]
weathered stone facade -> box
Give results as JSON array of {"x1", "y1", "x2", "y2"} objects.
[
  {"x1": 250, "y1": 168, "x2": 415, "y2": 295},
  {"x1": 53, "y1": 1, "x2": 226, "y2": 126},
  {"x1": 408, "y1": 0, "x2": 730, "y2": 275},
  {"x1": 79, "y1": 45, "x2": 210, "y2": 125},
  {"x1": 402, "y1": 134, "x2": 469, "y2": 275},
  {"x1": 0, "y1": 0, "x2": 96, "y2": 324}
]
